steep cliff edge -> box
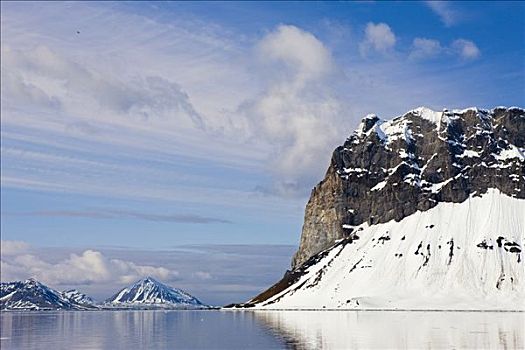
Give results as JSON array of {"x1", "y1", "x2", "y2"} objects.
[
  {"x1": 292, "y1": 107, "x2": 524, "y2": 269},
  {"x1": 235, "y1": 106, "x2": 524, "y2": 309}
]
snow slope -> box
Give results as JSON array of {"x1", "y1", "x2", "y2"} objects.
[
  {"x1": 62, "y1": 289, "x2": 96, "y2": 306},
  {"x1": 253, "y1": 189, "x2": 524, "y2": 310}
]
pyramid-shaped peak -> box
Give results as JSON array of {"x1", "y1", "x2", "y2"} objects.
[{"x1": 138, "y1": 276, "x2": 161, "y2": 284}]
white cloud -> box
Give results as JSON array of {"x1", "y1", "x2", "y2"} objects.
[
  {"x1": 240, "y1": 25, "x2": 345, "y2": 195},
  {"x1": 1, "y1": 4, "x2": 347, "y2": 201},
  {"x1": 452, "y1": 39, "x2": 481, "y2": 60},
  {"x1": 0, "y1": 240, "x2": 176, "y2": 286},
  {"x1": 409, "y1": 37, "x2": 481, "y2": 61},
  {"x1": 258, "y1": 24, "x2": 333, "y2": 82},
  {"x1": 409, "y1": 38, "x2": 443, "y2": 60},
  {"x1": 2, "y1": 45, "x2": 205, "y2": 130},
  {"x1": 0, "y1": 2, "x2": 499, "y2": 208},
  {"x1": 426, "y1": 1, "x2": 459, "y2": 27},
  {"x1": 1, "y1": 243, "x2": 297, "y2": 304},
  {"x1": 359, "y1": 22, "x2": 396, "y2": 56},
  {"x1": 1, "y1": 240, "x2": 30, "y2": 256}
]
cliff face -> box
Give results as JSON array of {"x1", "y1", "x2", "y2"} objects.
[{"x1": 292, "y1": 107, "x2": 524, "y2": 269}]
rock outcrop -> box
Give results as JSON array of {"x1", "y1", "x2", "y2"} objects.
[{"x1": 292, "y1": 106, "x2": 524, "y2": 269}]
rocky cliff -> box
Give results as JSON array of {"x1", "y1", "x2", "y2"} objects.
[
  {"x1": 234, "y1": 106, "x2": 524, "y2": 310},
  {"x1": 292, "y1": 106, "x2": 524, "y2": 269}
]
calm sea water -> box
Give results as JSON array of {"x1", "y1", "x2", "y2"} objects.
[{"x1": 1, "y1": 310, "x2": 523, "y2": 349}]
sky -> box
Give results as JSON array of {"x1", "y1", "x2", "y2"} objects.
[{"x1": 1, "y1": 1, "x2": 524, "y2": 305}]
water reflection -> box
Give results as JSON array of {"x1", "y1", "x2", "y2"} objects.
[
  {"x1": 1, "y1": 310, "x2": 523, "y2": 349},
  {"x1": 256, "y1": 310, "x2": 525, "y2": 349},
  {"x1": 0, "y1": 310, "x2": 286, "y2": 349}
]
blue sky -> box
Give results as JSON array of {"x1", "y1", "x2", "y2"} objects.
[{"x1": 1, "y1": 1, "x2": 524, "y2": 304}]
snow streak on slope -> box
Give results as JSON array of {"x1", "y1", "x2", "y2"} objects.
[
  {"x1": 62, "y1": 289, "x2": 95, "y2": 306},
  {"x1": 254, "y1": 189, "x2": 524, "y2": 310}
]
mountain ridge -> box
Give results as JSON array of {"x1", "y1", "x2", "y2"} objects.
[
  {"x1": 1, "y1": 277, "x2": 208, "y2": 310},
  {"x1": 0, "y1": 278, "x2": 95, "y2": 310}
]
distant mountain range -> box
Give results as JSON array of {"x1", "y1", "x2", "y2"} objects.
[
  {"x1": 0, "y1": 277, "x2": 209, "y2": 310},
  {"x1": 0, "y1": 278, "x2": 96, "y2": 310}
]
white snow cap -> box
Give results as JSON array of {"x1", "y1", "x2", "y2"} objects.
[{"x1": 410, "y1": 106, "x2": 445, "y2": 125}]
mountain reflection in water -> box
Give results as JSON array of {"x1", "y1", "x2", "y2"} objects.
[
  {"x1": 256, "y1": 310, "x2": 524, "y2": 349},
  {"x1": 1, "y1": 310, "x2": 523, "y2": 349}
]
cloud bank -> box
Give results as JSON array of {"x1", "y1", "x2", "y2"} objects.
[
  {"x1": 0, "y1": 240, "x2": 295, "y2": 305},
  {"x1": 1, "y1": 241, "x2": 175, "y2": 286}
]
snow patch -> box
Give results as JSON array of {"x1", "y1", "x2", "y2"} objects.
[
  {"x1": 371, "y1": 181, "x2": 387, "y2": 191},
  {"x1": 494, "y1": 145, "x2": 525, "y2": 161}
]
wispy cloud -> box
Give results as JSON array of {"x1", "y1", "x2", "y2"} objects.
[
  {"x1": 409, "y1": 38, "x2": 444, "y2": 60},
  {"x1": 0, "y1": 1, "x2": 512, "y2": 212},
  {"x1": 426, "y1": 1, "x2": 460, "y2": 27},
  {"x1": 0, "y1": 3, "x2": 346, "y2": 200},
  {"x1": 2, "y1": 44, "x2": 206, "y2": 130},
  {"x1": 3, "y1": 209, "x2": 232, "y2": 224},
  {"x1": 409, "y1": 37, "x2": 481, "y2": 61},
  {"x1": 451, "y1": 39, "x2": 481, "y2": 60}
]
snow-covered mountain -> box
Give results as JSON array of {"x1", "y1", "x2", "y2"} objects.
[
  {"x1": 105, "y1": 277, "x2": 207, "y2": 309},
  {"x1": 0, "y1": 277, "x2": 206, "y2": 310},
  {"x1": 239, "y1": 106, "x2": 524, "y2": 310},
  {"x1": 0, "y1": 279, "x2": 94, "y2": 310},
  {"x1": 61, "y1": 289, "x2": 96, "y2": 306}
]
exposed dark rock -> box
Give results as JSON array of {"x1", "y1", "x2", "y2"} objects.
[
  {"x1": 378, "y1": 235, "x2": 390, "y2": 243},
  {"x1": 447, "y1": 239, "x2": 455, "y2": 265},
  {"x1": 415, "y1": 241, "x2": 423, "y2": 255},
  {"x1": 477, "y1": 240, "x2": 494, "y2": 250},
  {"x1": 292, "y1": 107, "x2": 524, "y2": 269}
]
